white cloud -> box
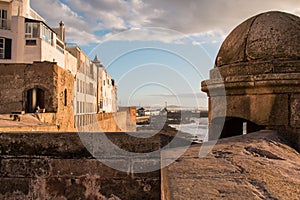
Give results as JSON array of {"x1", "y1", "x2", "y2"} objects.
[
  {"x1": 100, "y1": 27, "x2": 189, "y2": 44},
  {"x1": 31, "y1": 0, "x2": 100, "y2": 45},
  {"x1": 192, "y1": 41, "x2": 201, "y2": 46},
  {"x1": 30, "y1": 0, "x2": 300, "y2": 46},
  {"x1": 66, "y1": 27, "x2": 100, "y2": 45}
]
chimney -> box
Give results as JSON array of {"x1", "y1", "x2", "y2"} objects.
[{"x1": 59, "y1": 21, "x2": 65, "y2": 43}]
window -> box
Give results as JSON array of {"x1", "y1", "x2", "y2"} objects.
[
  {"x1": 90, "y1": 64, "x2": 94, "y2": 76},
  {"x1": 64, "y1": 89, "x2": 67, "y2": 106},
  {"x1": 40, "y1": 24, "x2": 52, "y2": 44},
  {"x1": 0, "y1": 9, "x2": 7, "y2": 29},
  {"x1": 26, "y1": 40, "x2": 37, "y2": 45},
  {"x1": 89, "y1": 83, "x2": 93, "y2": 95},
  {"x1": 0, "y1": 38, "x2": 4, "y2": 59},
  {"x1": 25, "y1": 22, "x2": 39, "y2": 38},
  {"x1": 80, "y1": 80, "x2": 82, "y2": 93},
  {"x1": 0, "y1": 37, "x2": 11, "y2": 59}
]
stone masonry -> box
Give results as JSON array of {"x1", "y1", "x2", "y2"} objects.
[
  {"x1": 201, "y1": 11, "x2": 300, "y2": 148},
  {"x1": 0, "y1": 132, "x2": 160, "y2": 199},
  {"x1": 0, "y1": 62, "x2": 75, "y2": 131}
]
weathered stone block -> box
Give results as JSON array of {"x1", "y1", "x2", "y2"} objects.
[
  {"x1": 250, "y1": 94, "x2": 289, "y2": 126},
  {"x1": 0, "y1": 178, "x2": 30, "y2": 197},
  {"x1": 291, "y1": 94, "x2": 300, "y2": 128},
  {"x1": 226, "y1": 95, "x2": 251, "y2": 120},
  {"x1": 0, "y1": 159, "x2": 50, "y2": 178}
]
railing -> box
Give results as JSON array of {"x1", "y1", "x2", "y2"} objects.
[
  {"x1": 66, "y1": 42, "x2": 78, "y2": 47},
  {"x1": 0, "y1": 19, "x2": 10, "y2": 30},
  {"x1": 56, "y1": 45, "x2": 64, "y2": 54}
]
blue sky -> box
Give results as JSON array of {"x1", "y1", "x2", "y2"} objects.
[{"x1": 31, "y1": 0, "x2": 300, "y2": 107}]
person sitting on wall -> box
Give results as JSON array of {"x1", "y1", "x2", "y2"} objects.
[
  {"x1": 36, "y1": 106, "x2": 40, "y2": 113},
  {"x1": 35, "y1": 106, "x2": 45, "y2": 113}
]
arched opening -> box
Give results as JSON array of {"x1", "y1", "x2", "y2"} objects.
[
  {"x1": 26, "y1": 88, "x2": 45, "y2": 113},
  {"x1": 211, "y1": 117, "x2": 265, "y2": 139}
]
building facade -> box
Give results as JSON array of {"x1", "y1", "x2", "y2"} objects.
[
  {"x1": 66, "y1": 46, "x2": 98, "y2": 128},
  {"x1": 0, "y1": 0, "x2": 76, "y2": 75},
  {"x1": 92, "y1": 56, "x2": 118, "y2": 113},
  {"x1": 0, "y1": 0, "x2": 119, "y2": 130}
]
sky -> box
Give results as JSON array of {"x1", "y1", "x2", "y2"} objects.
[{"x1": 31, "y1": 0, "x2": 300, "y2": 108}]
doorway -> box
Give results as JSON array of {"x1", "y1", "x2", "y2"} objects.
[{"x1": 26, "y1": 88, "x2": 45, "y2": 113}]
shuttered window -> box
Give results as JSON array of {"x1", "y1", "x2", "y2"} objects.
[
  {"x1": 0, "y1": 10, "x2": 7, "y2": 29},
  {"x1": 0, "y1": 37, "x2": 11, "y2": 59}
]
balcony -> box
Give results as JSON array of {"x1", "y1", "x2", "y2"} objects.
[
  {"x1": 56, "y1": 44, "x2": 65, "y2": 54},
  {"x1": 0, "y1": 19, "x2": 10, "y2": 30}
]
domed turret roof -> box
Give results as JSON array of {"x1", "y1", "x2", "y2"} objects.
[{"x1": 216, "y1": 11, "x2": 300, "y2": 67}]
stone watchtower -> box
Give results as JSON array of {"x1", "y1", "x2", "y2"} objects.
[{"x1": 201, "y1": 11, "x2": 300, "y2": 142}]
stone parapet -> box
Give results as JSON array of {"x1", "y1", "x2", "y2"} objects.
[{"x1": 0, "y1": 132, "x2": 160, "y2": 199}]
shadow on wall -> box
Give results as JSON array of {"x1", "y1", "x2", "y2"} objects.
[{"x1": 211, "y1": 117, "x2": 265, "y2": 139}]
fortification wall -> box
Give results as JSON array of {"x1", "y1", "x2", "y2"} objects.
[
  {"x1": 0, "y1": 62, "x2": 75, "y2": 132},
  {"x1": 0, "y1": 62, "x2": 57, "y2": 114},
  {"x1": 74, "y1": 109, "x2": 136, "y2": 133},
  {"x1": 0, "y1": 132, "x2": 160, "y2": 199},
  {"x1": 97, "y1": 109, "x2": 136, "y2": 132}
]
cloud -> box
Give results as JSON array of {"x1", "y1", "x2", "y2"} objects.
[
  {"x1": 66, "y1": 27, "x2": 100, "y2": 45},
  {"x1": 30, "y1": 0, "x2": 300, "y2": 46},
  {"x1": 192, "y1": 41, "x2": 201, "y2": 46},
  {"x1": 30, "y1": 0, "x2": 100, "y2": 45}
]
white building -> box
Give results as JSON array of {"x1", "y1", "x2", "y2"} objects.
[
  {"x1": 0, "y1": 0, "x2": 118, "y2": 124},
  {"x1": 0, "y1": 0, "x2": 76, "y2": 75},
  {"x1": 66, "y1": 46, "x2": 99, "y2": 127},
  {"x1": 93, "y1": 56, "x2": 118, "y2": 113}
]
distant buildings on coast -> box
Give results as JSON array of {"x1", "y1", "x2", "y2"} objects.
[{"x1": 0, "y1": 0, "x2": 118, "y2": 131}]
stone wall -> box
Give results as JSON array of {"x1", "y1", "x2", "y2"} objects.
[
  {"x1": 0, "y1": 62, "x2": 75, "y2": 132},
  {"x1": 97, "y1": 108, "x2": 136, "y2": 132},
  {"x1": 201, "y1": 11, "x2": 300, "y2": 143},
  {"x1": 97, "y1": 112, "x2": 128, "y2": 132},
  {"x1": 74, "y1": 108, "x2": 136, "y2": 133},
  {"x1": 0, "y1": 62, "x2": 57, "y2": 114},
  {"x1": 0, "y1": 132, "x2": 160, "y2": 199},
  {"x1": 55, "y1": 65, "x2": 75, "y2": 132},
  {"x1": 202, "y1": 66, "x2": 300, "y2": 141}
]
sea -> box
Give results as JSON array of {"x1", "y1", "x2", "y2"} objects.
[{"x1": 168, "y1": 117, "x2": 209, "y2": 142}]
